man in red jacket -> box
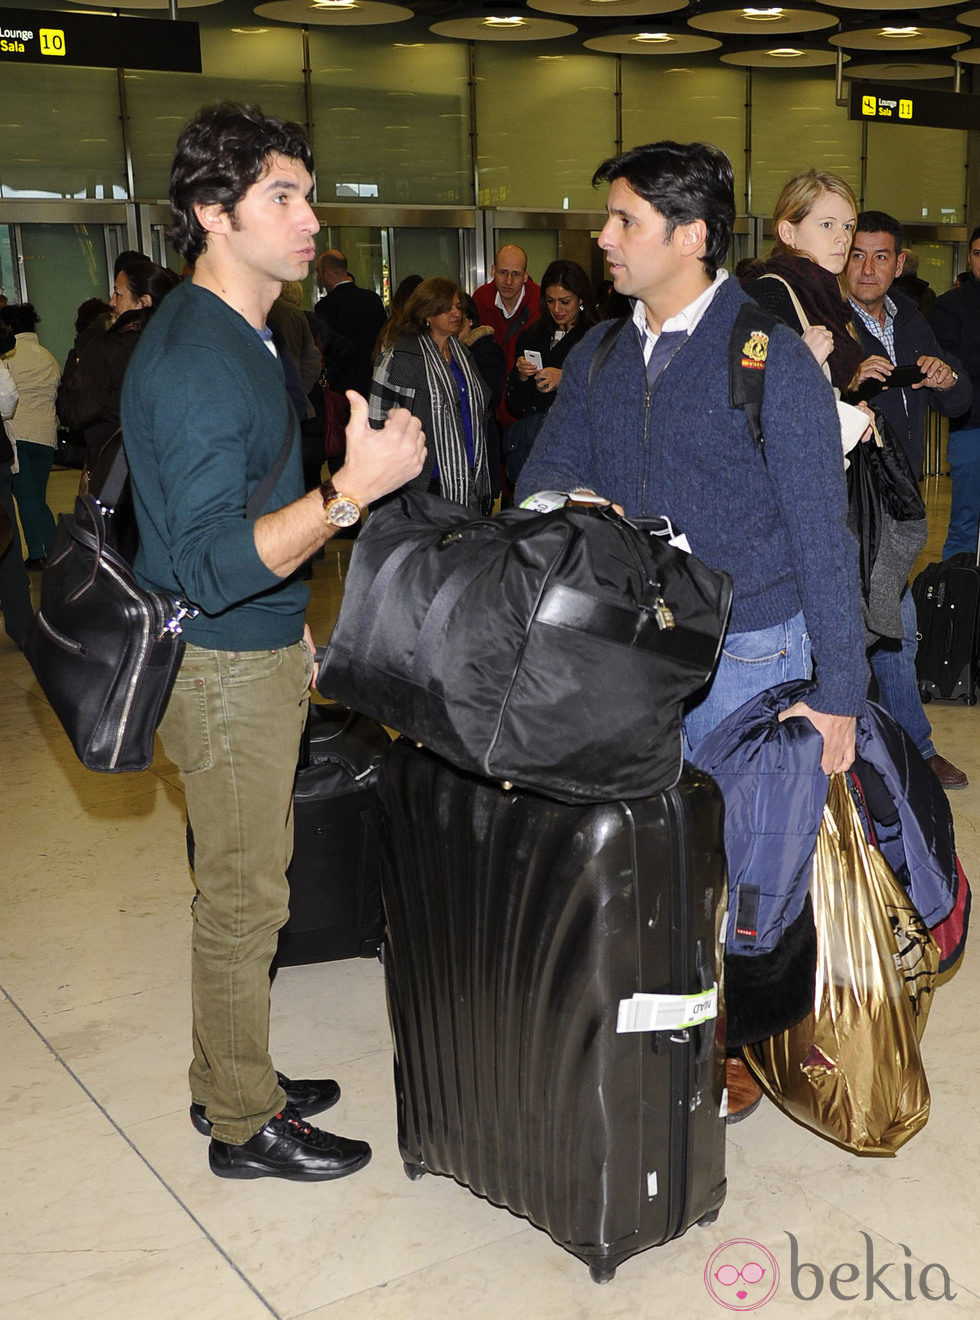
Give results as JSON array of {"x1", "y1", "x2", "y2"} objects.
[{"x1": 472, "y1": 244, "x2": 541, "y2": 376}]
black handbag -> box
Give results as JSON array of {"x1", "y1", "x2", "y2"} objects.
[
  {"x1": 846, "y1": 409, "x2": 927, "y2": 641},
  {"x1": 24, "y1": 494, "x2": 193, "y2": 772},
  {"x1": 317, "y1": 491, "x2": 733, "y2": 803},
  {"x1": 24, "y1": 415, "x2": 295, "y2": 773}
]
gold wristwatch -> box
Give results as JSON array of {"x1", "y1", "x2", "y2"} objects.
[{"x1": 320, "y1": 479, "x2": 361, "y2": 528}]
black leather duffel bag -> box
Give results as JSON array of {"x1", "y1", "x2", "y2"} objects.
[{"x1": 317, "y1": 492, "x2": 732, "y2": 803}]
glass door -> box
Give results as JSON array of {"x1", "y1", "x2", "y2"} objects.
[{"x1": 0, "y1": 202, "x2": 133, "y2": 367}]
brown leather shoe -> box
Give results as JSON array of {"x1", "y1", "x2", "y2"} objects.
[
  {"x1": 928, "y1": 754, "x2": 969, "y2": 790},
  {"x1": 725, "y1": 1056, "x2": 763, "y2": 1124}
]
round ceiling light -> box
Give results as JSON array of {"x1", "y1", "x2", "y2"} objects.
[
  {"x1": 429, "y1": 14, "x2": 577, "y2": 39},
  {"x1": 720, "y1": 46, "x2": 842, "y2": 68},
  {"x1": 688, "y1": 7, "x2": 836, "y2": 38},
  {"x1": 583, "y1": 30, "x2": 720, "y2": 54},
  {"x1": 828, "y1": 26, "x2": 967, "y2": 53},
  {"x1": 254, "y1": 0, "x2": 414, "y2": 24},
  {"x1": 528, "y1": 0, "x2": 684, "y2": 16},
  {"x1": 844, "y1": 60, "x2": 955, "y2": 81}
]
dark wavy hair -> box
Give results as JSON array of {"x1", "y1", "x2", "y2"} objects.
[
  {"x1": 593, "y1": 141, "x2": 734, "y2": 281},
  {"x1": 168, "y1": 102, "x2": 314, "y2": 264},
  {"x1": 0, "y1": 301, "x2": 40, "y2": 335},
  {"x1": 75, "y1": 298, "x2": 112, "y2": 335},
  {"x1": 123, "y1": 260, "x2": 181, "y2": 310},
  {"x1": 532, "y1": 259, "x2": 598, "y2": 337}
]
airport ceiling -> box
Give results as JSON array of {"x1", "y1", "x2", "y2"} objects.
[{"x1": 8, "y1": 1, "x2": 980, "y2": 79}]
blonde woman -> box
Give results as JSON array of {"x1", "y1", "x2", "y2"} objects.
[{"x1": 742, "y1": 170, "x2": 865, "y2": 394}]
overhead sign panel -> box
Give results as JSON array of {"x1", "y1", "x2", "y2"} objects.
[
  {"x1": 0, "y1": 7, "x2": 201, "y2": 73},
  {"x1": 849, "y1": 80, "x2": 980, "y2": 132}
]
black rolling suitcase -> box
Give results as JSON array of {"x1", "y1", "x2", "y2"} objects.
[
  {"x1": 379, "y1": 740, "x2": 728, "y2": 1283},
  {"x1": 186, "y1": 702, "x2": 389, "y2": 966},
  {"x1": 912, "y1": 549, "x2": 980, "y2": 704},
  {"x1": 277, "y1": 702, "x2": 390, "y2": 966}
]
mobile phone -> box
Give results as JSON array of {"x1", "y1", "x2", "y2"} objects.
[
  {"x1": 881, "y1": 364, "x2": 926, "y2": 390},
  {"x1": 523, "y1": 350, "x2": 543, "y2": 370},
  {"x1": 854, "y1": 363, "x2": 925, "y2": 402}
]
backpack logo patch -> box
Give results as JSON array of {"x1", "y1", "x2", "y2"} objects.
[{"x1": 740, "y1": 330, "x2": 769, "y2": 370}]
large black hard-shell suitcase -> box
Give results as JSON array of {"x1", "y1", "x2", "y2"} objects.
[
  {"x1": 277, "y1": 703, "x2": 390, "y2": 966},
  {"x1": 379, "y1": 740, "x2": 728, "y2": 1283},
  {"x1": 912, "y1": 555, "x2": 980, "y2": 704}
]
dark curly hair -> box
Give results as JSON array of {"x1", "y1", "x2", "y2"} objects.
[{"x1": 168, "y1": 102, "x2": 314, "y2": 264}]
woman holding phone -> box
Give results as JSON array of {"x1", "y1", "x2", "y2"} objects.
[{"x1": 504, "y1": 260, "x2": 598, "y2": 484}]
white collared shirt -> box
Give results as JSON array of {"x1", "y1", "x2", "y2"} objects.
[
  {"x1": 495, "y1": 285, "x2": 526, "y2": 320},
  {"x1": 632, "y1": 268, "x2": 729, "y2": 366}
]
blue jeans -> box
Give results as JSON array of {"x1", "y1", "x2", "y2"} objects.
[
  {"x1": 11, "y1": 440, "x2": 55, "y2": 559},
  {"x1": 942, "y1": 426, "x2": 980, "y2": 560},
  {"x1": 159, "y1": 640, "x2": 313, "y2": 1144},
  {"x1": 683, "y1": 611, "x2": 811, "y2": 760},
  {"x1": 869, "y1": 587, "x2": 934, "y2": 760}
]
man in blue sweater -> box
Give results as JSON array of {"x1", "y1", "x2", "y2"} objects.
[
  {"x1": 846, "y1": 210, "x2": 970, "y2": 790},
  {"x1": 122, "y1": 104, "x2": 425, "y2": 1181},
  {"x1": 516, "y1": 142, "x2": 867, "y2": 1119},
  {"x1": 518, "y1": 142, "x2": 866, "y2": 767}
]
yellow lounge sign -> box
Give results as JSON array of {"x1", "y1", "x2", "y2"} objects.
[
  {"x1": 850, "y1": 80, "x2": 980, "y2": 132},
  {"x1": 0, "y1": 7, "x2": 200, "y2": 73}
]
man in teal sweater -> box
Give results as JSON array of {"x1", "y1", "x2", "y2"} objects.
[{"x1": 122, "y1": 103, "x2": 424, "y2": 1181}]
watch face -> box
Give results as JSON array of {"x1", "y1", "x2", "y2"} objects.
[{"x1": 326, "y1": 496, "x2": 360, "y2": 528}]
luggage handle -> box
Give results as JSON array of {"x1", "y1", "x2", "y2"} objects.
[{"x1": 693, "y1": 937, "x2": 717, "y2": 1071}]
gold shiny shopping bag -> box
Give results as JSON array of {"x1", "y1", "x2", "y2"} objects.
[{"x1": 745, "y1": 773, "x2": 939, "y2": 1155}]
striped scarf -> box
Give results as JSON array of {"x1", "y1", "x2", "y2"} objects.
[{"x1": 370, "y1": 333, "x2": 491, "y2": 509}]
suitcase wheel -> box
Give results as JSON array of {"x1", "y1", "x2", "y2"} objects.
[
  {"x1": 588, "y1": 1263, "x2": 616, "y2": 1285},
  {"x1": 403, "y1": 1159, "x2": 426, "y2": 1182},
  {"x1": 697, "y1": 1208, "x2": 721, "y2": 1227}
]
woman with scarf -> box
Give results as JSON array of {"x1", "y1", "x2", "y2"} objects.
[
  {"x1": 742, "y1": 170, "x2": 865, "y2": 395},
  {"x1": 369, "y1": 277, "x2": 491, "y2": 512}
]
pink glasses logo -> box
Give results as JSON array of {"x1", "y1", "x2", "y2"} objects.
[{"x1": 704, "y1": 1238, "x2": 780, "y2": 1311}]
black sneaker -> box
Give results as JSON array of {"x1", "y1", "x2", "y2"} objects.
[
  {"x1": 209, "y1": 1106, "x2": 371, "y2": 1181},
  {"x1": 189, "y1": 1071, "x2": 340, "y2": 1136}
]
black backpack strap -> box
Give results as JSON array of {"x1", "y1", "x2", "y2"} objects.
[
  {"x1": 587, "y1": 314, "x2": 632, "y2": 391},
  {"x1": 245, "y1": 411, "x2": 295, "y2": 519},
  {"x1": 729, "y1": 300, "x2": 780, "y2": 451},
  {"x1": 97, "y1": 432, "x2": 128, "y2": 508},
  {"x1": 103, "y1": 412, "x2": 293, "y2": 521}
]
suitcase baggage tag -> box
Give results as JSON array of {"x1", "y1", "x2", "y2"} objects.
[{"x1": 616, "y1": 985, "x2": 719, "y2": 1033}]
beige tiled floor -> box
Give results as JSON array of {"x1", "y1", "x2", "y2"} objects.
[{"x1": 1, "y1": 467, "x2": 978, "y2": 1319}]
